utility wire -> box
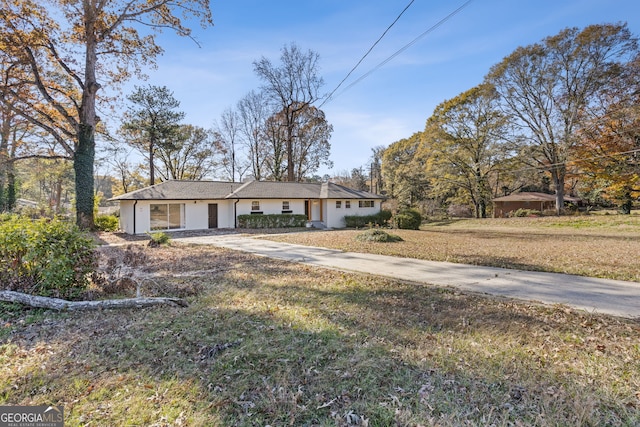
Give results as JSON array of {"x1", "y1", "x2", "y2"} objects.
[
  {"x1": 323, "y1": 0, "x2": 475, "y2": 106},
  {"x1": 495, "y1": 148, "x2": 640, "y2": 176},
  {"x1": 319, "y1": 0, "x2": 415, "y2": 108}
]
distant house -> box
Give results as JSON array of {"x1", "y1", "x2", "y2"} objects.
[
  {"x1": 109, "y1": 180, "x2": 383, "y2": 234},
  {"x1": 492, "y1": 192, "x2": 582, "y2": 218}
]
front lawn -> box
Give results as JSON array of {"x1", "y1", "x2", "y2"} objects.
[
  {"x1": 265, "y1": 216, "x2": 640, "y2": 282},
  {"x1": 1, "y1": 243, "x2": 639, "y2": 425}
]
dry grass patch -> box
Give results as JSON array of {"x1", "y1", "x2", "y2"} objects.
[
  {"x1": 265, "y1": 216, "x2": 640, "y2": 281},
  {"x1": 1, "y1": 243, "x2": 639, "y2": 425}
]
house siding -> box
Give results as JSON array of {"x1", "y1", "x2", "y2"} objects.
[
  {"x1": 493, "y1": 200, "x2": 553, "y2": 218},
  {"x1": 118, "y1": 201, "x2": 135, "y2": 234},
  {"x1": 112, "y1": 180, "x2": 384, "y2": 234},
  {"x1": 121, "y1": 199, "x2": 234, "y2": 234},
  {"x1": 235, "y1": 199, "x2": 306, "y2": 216},
  {"x1": 325, "y1": 199, "x2": 379, "y2": 228}
]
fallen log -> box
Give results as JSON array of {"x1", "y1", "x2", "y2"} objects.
[{"x1": 0, "y1": 290, "x2": 187, "y2": 311}]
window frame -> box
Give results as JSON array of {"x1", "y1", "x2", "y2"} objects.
[{"x1": 150, "y1": 203, "x2": 184, "y2": 230}]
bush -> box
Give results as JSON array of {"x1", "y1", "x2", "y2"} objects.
[
  {"x1": 355, "y1": 229, "x2": 403, "y2": 243},
  {"x1": 344, "y1": 210, "x2": 392, "y2": 228},
  {"x1": 509, "y1": 208, "x2": 542, "y2": 217},
  {"x1": 237, "y1": 214, "x2": 307, "y2": 229},
  {"x1": 94, "y1": 214, "x2": 119, "y2": 232},
  {"x1": 0, "y1": 215, "x2": 96, "y2": 299},
  {"x1": 147, "y1": 231, "x2": 171, "y2": 247},
  {"x1": 393, "y1": 209, "x2": 422, "y2": 230}
]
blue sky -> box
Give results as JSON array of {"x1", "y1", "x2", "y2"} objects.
[{"x1": 139, "y1": 0, "x2": 640, "y2": 177}]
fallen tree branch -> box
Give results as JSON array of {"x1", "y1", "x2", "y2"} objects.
[{"x1": 0, "y1": 290, "x2": 188, "y2": 311}]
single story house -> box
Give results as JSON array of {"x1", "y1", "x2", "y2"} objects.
[
  {"x1": 492, "y1": 192, "x2": 582, "y2": 218},
  {"x1": 109, "y1": 180, "x2": 383, "y2": 234}
]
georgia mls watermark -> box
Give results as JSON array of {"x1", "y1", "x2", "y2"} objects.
[{"x1": 0, "y1": 406, "x2": 63, "y2": 427}]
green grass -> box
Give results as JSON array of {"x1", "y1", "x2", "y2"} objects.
[{"x1": 1, "y1": 244, "x2": 639, "y2": 426}]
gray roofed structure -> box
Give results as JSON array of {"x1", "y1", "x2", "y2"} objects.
[
  {"x1": 226, "y1": 181, "x2": 322, "y2": 199},
  {"x1": 109, "y1": 180, "x2": 244, "y2": 201},
  {"x1": 492, "y1": 192, "x2": 581, "y2": 203},
  {"x1": 110, "y1": 180, "x2": 384, "y2": 201},
  {"x1": 320, "y1": 182, "x2": 381, "y2": 199}
]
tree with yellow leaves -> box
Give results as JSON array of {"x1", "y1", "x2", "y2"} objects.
[
  {"x1": 0, "y1": 0, "x2": 212, "y2": 229},
  {"x1": 574, "y1": 58, "x2": 640, "y2": 213}
]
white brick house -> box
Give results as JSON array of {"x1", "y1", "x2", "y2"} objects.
[{"x1": 110, "y1": 180, "x2": 383, "y2": 234}]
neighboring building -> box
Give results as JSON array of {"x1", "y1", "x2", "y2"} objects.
[
  {"x1": 492, "y1": 192, "x2": 582, "y2": 218},
  {"x1": 109, "y1": 180, "x2": 383, "y2": 234}
]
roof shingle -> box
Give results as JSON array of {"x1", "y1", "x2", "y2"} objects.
[{"x1": 109, "y1": 180, "x2": 384, "y2": 201}]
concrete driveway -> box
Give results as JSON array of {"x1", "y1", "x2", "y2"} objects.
[{"x1": 173, "y1": 233, "x2": 640, "y2": 319}]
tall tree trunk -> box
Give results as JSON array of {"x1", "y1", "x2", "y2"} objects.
[
  {"x1": 149, "y1": 139, "x2": 155, "y2": 185},
  {"x1": 553, "y1": 170, "x2": 565, "y2": 216},
  {"x1": 74, "y1": 124, "x2": 95, "y2": 229},
  {"x1": 620, "y1": 189, "x2": 632, "y2": 214},
  {"x1": 6, "y1": 171, "x2": 15, "y2": 210},
  {"x1": 286, "y1": 121, "x2": 294, "y2": 182}
]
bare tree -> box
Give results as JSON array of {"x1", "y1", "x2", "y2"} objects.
[
  {"x1": 237, "y1": 90, "x2": 269, "y2": 180},
  {"x1": 253, "y1": 43, "x2": 325, "y2": 181},
  {"x1": 213, "y1": 107, "x2": 249, "y2": 182},
  {"x1": 155, "y1": 124, "x2": 219, "y2": 181},
  {"x1": 486, "y1": 23, "x2": 638, "y2": 214}
]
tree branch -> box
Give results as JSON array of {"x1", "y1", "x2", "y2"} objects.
[{"x1": 0, "y1": 290, "x2": 187, "y2": 311}]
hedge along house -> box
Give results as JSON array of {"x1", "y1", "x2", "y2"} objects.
[{"x1": 109, "y1": 180, "x2": 383, "y2": 234}]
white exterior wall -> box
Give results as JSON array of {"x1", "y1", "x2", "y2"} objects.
[
  {"x1": 326, "y1": 199, "x2": 381, "y2": 228},
  {"x1": 235, "y1": 199, "x2": 306, "y2": 216},
  {"x1": 118, "y1": 201, "x2": 135, "y2": 234},
  {"x1": 122, "y1": 199, "x2": 235, "y2": 234},
  {"x1": 119, "y1": 197, "x2": 381, "y2": 233}
]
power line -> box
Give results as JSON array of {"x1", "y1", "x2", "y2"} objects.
[
  {"x1": 319, "y1": 0, "x2": 415, "y2": 108},
  {"x1": 322, "y1": 0, "x2": 476, "y2": 106},
  {"x1": 497, "y1": 148, "x2": 640, "y2": 176}
]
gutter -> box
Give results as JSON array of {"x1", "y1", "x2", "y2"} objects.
[
  {"x1": 133, "y1": 200, "x2": 138, "y2": 235},
  {"x1": 234, "y1": 199, "x2": 240, "y2": 228}
]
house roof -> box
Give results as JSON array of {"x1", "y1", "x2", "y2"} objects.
[
  {"x1": 227, "y1": 181, "x2": 322, "y2": 199},
  {"x1": 109, "y1": 180, "x2": 244, "y2": 201},
  {"x1": 492, "y1": 192, "x2": 581, "y2": 202},
  {"x1": 109, "y1": 180, "x2": 383, "y2": 201}
]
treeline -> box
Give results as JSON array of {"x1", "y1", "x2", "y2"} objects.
[
  {"x1": 0, "y1": 42, "x2": 334, "y2": 217},
  {"x1": 380, "y1": 23, "x2": 640, "y2": 216}
]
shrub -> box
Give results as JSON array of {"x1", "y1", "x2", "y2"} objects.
[
  {"x1": 147, "y1": 231, "x2": 171, "y2": 247},
  {"x1": 0, "y1": 215, "x2": 96, "y2": 299},
  {"x1": 355, "y1": 229, "x2": 403, "y2": 243},
  {"x1": 237, "y1": 214, "x2": 307, "y2": 229},
  {"x1": 509, "y1": 208, "x2": 542, "y2": 218},
  {"x1": 94, "y1": 214, "x2": 119, "y2": 232},
  {"x1": 393, "y1": 209, "x2": 422, "y2": 230},
  {"x1": 344, "y1": 210, "x2": 392, "y2": 228}
]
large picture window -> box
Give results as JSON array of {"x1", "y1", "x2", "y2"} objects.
[
  {"x1": 359, "y1": 200, "x2": 375, "y2": 208},
  {"x1": 150, "y1": 203, "x2": 184, "y2": 230}
]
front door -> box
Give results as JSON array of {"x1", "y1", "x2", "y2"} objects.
[{"x1": 208, "y1": 203, "x2": 218, "y2": 228}]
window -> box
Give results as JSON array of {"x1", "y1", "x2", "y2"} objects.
[
  {"x1": 282, "y1": 201, "x2": 292, "y2": 214},
  {"x1": 345, "y1": 201, "x2": 351, "y2": 209},
  {"x1": 150, "y1": 203, "x2": 184, "y2": 230},
  {"x1": 251, "y1": 201, "x2": 260, "y2": 211},
  {"x1": 336, "y1": 201, "x2": 342, "y2": 208},
  {"x1": 359, "y1": 200, "x2": 375, "y2": 208}
]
